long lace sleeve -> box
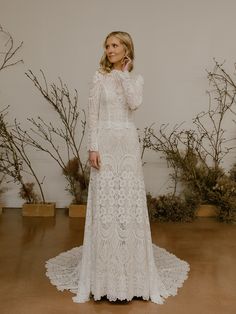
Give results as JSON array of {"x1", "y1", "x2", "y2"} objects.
[
  {"x1": 86, "y1": 71, "x2": 102, "y2": 152},
  {"x1": 114, "y1": 70, "x2": 144, "y2": 111}
]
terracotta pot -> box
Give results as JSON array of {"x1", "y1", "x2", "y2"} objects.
[
  {"x1": 69, "y1": 204, "x2": 86, "y2": 218},
  {"x1": 196, "y1": 204, "x2": 218, "y2": 217},
  {"x1": 22, "y1": 203, "x2": 56, "y2": 217}
]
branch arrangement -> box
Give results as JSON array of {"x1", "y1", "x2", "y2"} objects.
[
  {"x1": 0, "y1": 26, "x2": 42, "y2": 204},
  {"x1": 22, "y1": 69, "x2": 90, "y2": 204},
  {"x1": 141, "y1": 59, "x2": 236, "y2": 222},
  {"x1": 0, "y1": 110, "x2": 45, "y2": 203}
]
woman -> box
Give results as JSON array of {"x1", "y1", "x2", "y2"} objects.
[{"x1": 45, "y1": 31, "x2": 190, "y2": 304}]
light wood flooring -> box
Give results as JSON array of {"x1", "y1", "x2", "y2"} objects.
[{"x1": 0, "y1": 208, "x2": 235, "y2": 314}]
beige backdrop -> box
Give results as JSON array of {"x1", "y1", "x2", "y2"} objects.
[{"x1": 0, "y1": 0, "x2": 236, "y2": 207}]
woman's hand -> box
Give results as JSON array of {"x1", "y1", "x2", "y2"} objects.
[
  {"x1": 122, "y1": 56, "x2": 132, "y2": 72},
  {"x1": 89, "y1": 151, "x2": 101, "y2": 170}
]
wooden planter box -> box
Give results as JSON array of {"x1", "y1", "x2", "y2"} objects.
[
  {"x1": 196, "y1": 204, "x2": 218, "y2": 217},
  {"x1": 69, "y1": 204, "x2": 87, "y2": 217},
  {"x1": 22, "y1": 203, "x2": 56, "y2": 217}
]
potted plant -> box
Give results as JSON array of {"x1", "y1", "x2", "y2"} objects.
[
  {"x1": 0, "y1": 25, "x2": 23, "y2": 215},
  {"x1": 140, "y1": 59, "x2": 236, "y2": 223},
  {"x1": 0, "y1": 25, "x2": 55, "y2": 216},
  {"x1": 62, "y1": 157, "x2": 90, "y2": 217},
  {"x1": 22, "y1": 70, "x2": 89, "y2": 217},
  {"x1": 0, "y1": 110, "x2": 55, "y2": 216}
]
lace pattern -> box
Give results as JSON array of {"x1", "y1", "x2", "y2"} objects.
[
  {"x1": 46, "y1": 68, "x2": 190, "y2": 304},
  {"x1": 86, "y1": 69, "x2": 144, "y2": 152},
  {"x1": 45, "y1": 244, "x2": 190, "y2": 304}
]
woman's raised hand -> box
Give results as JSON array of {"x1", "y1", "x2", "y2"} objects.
[
  {"x1": 122, "y1": 56, "x2": 132, "y2": 72},
  {"x1": 89, "y1": 151, "x2": 101, "y2": 170}
]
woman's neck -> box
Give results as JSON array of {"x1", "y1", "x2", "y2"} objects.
[{"x1": 112, "y1": 61, "x2": 123, "y2": 71}]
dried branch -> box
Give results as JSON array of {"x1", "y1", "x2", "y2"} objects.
[
  {"x1": 0, "y1": 25, "x2": 23, "y2": 72},
  {"x1": 24, "y1": 69, "x2": 89, "y2": 203},
  {"x1": 0, "y1": 111, "x2": 45, "y2": 203},
  {"x1": 140, "y1": 59, "x2": 236, "y2": 209}
]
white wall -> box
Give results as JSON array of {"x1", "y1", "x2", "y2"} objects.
[{"x1": 0, "y1": 0, "x2": 236, "y2": 207}]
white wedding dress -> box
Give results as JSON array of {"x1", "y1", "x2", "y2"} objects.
[{"x1": 45, "y1": 68, "x2": 190, "y2": 304}]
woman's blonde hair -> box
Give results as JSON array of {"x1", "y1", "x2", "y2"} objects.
[{"x1": 99, "y1": 31, "x2": 135, "y2": 74}]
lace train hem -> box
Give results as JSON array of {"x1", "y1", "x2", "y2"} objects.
[{"x1": 45, "y1": 243, "x2": 190, "y2": 304}]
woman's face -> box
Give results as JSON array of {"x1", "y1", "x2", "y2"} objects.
[{"x1": 105, "y1": 36, "x2": 126, "y2": 69}]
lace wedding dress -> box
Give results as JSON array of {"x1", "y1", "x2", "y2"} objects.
[{"x1": 45, "y1": 68, "x2": 190, "y2": 304}]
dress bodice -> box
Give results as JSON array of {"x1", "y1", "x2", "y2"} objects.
[
  {"x1": 87, "y1": 69, "x2": 144, "y2": 152},
  {"x1": 99, "y1": 70, "x2": 140, "y2": 127}
]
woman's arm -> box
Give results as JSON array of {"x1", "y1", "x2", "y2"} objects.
[
  {"x1": 86, "y1": 70, "x2": 102, "y2": 152},
  {"x1": 114, "y1": 70, "x2": 144, "y2": 111}
]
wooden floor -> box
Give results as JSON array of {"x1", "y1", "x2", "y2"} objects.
[{"x1": 0, "y1": 208, "x2": 235, "y2": 314}]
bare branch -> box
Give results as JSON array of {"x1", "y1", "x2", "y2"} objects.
[{"x1": 0, "y1": 25, "x2": 23, "y2": 72}]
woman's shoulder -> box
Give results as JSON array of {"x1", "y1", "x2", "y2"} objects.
[
  {"x1": 93, "y1": 69, "x2": 104, "y2": 77},
  {"x1": 90, "y1": 69, "x2": 104, "y2": 84},
  {"x1": 130, "y1": 71, "x2": 144, "y2": 84},
  {"x1": 90, "y1": 68, "x2": 113, "y2": 81}
]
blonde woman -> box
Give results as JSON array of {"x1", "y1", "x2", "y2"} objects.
[{"x1": 45, "y1": 31, "x2": 190, "y2": 304}]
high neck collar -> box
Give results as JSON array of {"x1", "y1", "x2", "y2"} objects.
[{"x1": 111, "y1": 69, "x2": 123, "y2": 72}]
